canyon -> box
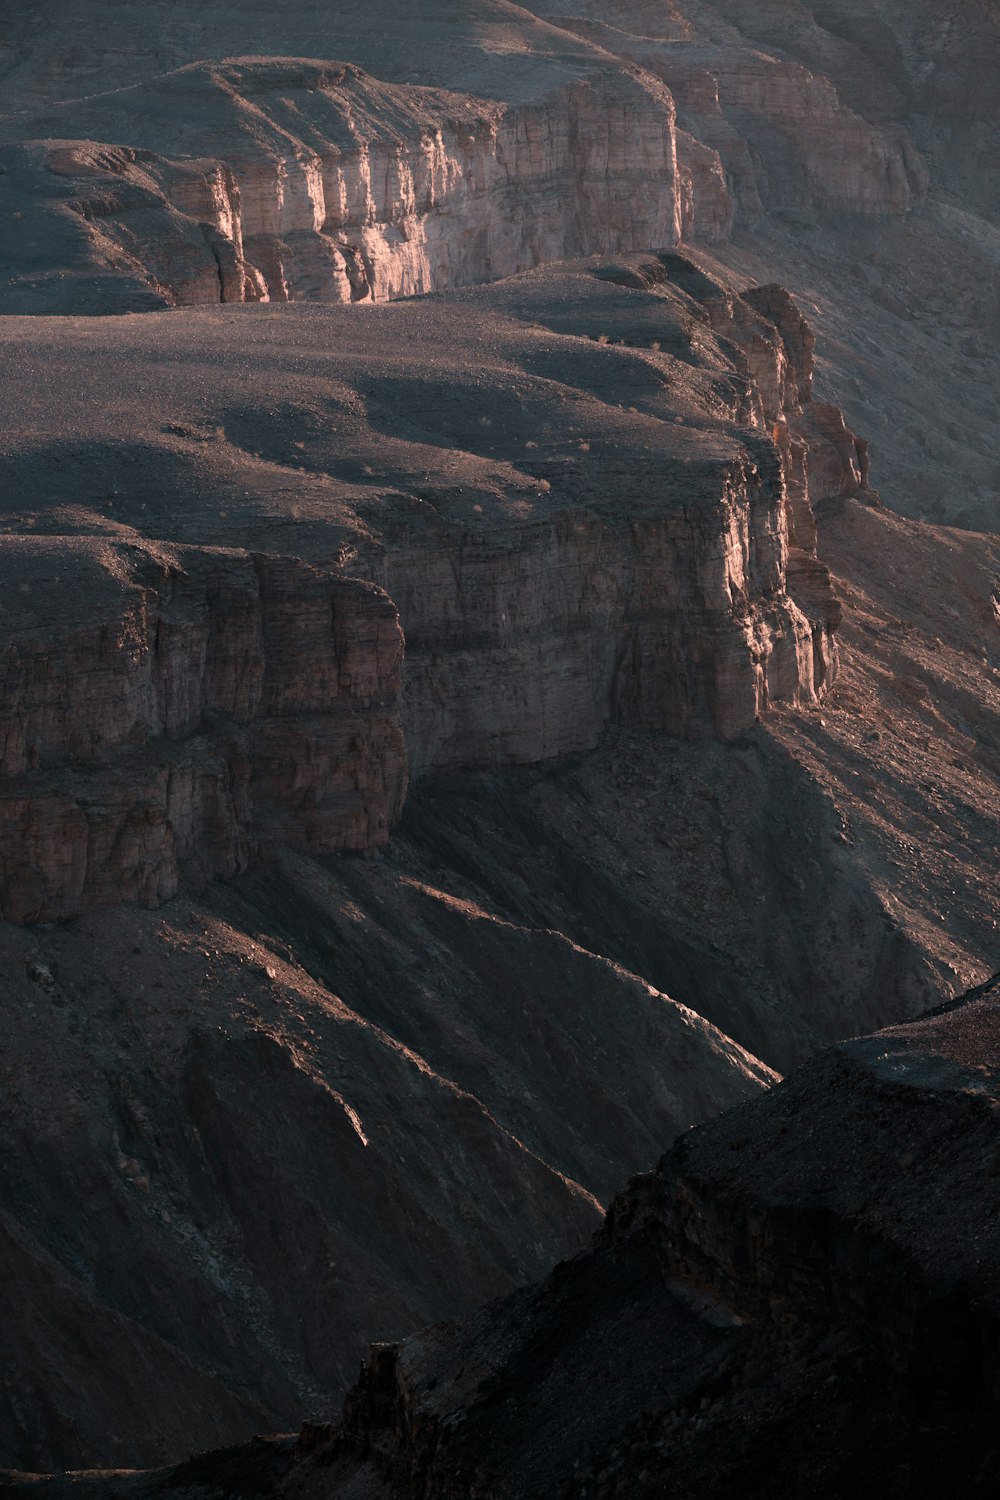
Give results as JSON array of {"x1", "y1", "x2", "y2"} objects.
[
  {"x1": 0, "y1": 0, "x2": 997, "y2": 1490},
  {"x1": 0, "y1": 252, "x2": 853, "y2": 923}
]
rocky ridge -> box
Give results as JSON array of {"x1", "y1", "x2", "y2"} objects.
[
  {"x1": 9, "y1": 975, "x2": 1000, "y2": 1498},
  {"x1": 292, "y1": 976, "x2": 1000, "y2": 1500},
  {"x1": 0, "y1": 1, "x2": 932, "y2": 316}
]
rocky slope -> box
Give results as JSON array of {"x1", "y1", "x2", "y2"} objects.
[
  {"x1": 291, "y1": 973, "x2": 1000, "y2": 1500},
  {"x1": 9, "y1": 975, "x2": 1000, "y2": 1499},
  {"x1": 0, "y1": 254, "x2": 847, "y2": 921},
  {"x1": 0, "y1": 266, "x2": 996, "y2": 1467},
  {"x1": 0, "y1": 888, "x2": 776, "y2": 1473}
]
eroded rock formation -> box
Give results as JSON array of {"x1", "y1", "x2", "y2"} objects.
[
  {"x1": 0, "y1": 60, "x2": 682, "y2": 310},
  {"x1": 0, "y1": 256, "x2": 850, "y2": 919},
  {"x1": 11, "y1": 978, "x2": 1000, "y2": 1497},
  {"x1": 0, "y1": 0, "x2": 997, "y2": 1481},
  {"x1": 0, "y1": 0, "x2": 932, "y2": 316},
  {"x1": 0, "y1": 541, "x2": 405, "y2": 922}
]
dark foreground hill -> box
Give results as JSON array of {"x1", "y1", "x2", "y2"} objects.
[{"x1": 7, "y1": 973, "x2": 1000, "y2": 1499}]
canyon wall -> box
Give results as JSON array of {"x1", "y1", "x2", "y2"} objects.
[
  {"x1": 2, "y1": 60, "x2": 682, "y2": 311},
  {"x1": 0, "y1": 256, "x2": 854, "y2": 920},
  {"x1": 554, "y1": 18, "x2": 927, "y2": 227},
  {"x1": 0, "y1": 4, "x2": 931, "y2": 317},
  {"x1": 0, "y1": 540, "x2": 405, "y2": 922},
  {"x1": 388, "y1": 455, "x2": 832, "y2": 778},
  {"x1": 0, "y1": 0, "x2": 997, "y2": 1482}
]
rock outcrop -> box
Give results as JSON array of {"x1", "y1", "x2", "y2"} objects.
[
  {"x1": 12, "y1": 978, "x2": 1000, "y2": 1497},
  {"x1": 2, "y1": 0, "x2": 996, "y2": 534},
  {"x1": 0, "y1": 256, "x2": 848, "y2": 918},
  {"x1": 0, "y1": 540, "x2": 405, "y2": 922},
  {"x1": 0, "y1": 0, "x2": 997, "y2": 1482},
  {"x1": 0, "y1": 56, "x2": 682, "y2": 312},
  {"x1": 552, "y1": 16, "x2": 927, "y2": 226},
  {"x1": 0, "y1": 0, "x2": 933, "y2": 316},
  {"x1": 3, "y1": 481, "x2": 997, "y2": 1473},
  {"x1": 270, "y1": 977, "x2": 1000, "y2": 1500}
]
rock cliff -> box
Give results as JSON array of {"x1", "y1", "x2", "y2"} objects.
[
  {"x1": 2, "y1": 0, "x2": 994, "y2": 521},
  {"x1": 0, "y1": 540, "x2": 405, "y2": 922},
  {"x1": 0, "y1": 256, "x2": 848, "y2": 920},
  {"x1": 0, "y1": 0, "x2": 997, "y2": 1481},
  {"x1": 0, "y1": 0, "x2": 929, "y2": 316},
  {"x1": 0, "y1": 59, "x2": 682, "y2": 311},
  {"x1": 2, "y1": 248, "x2": 996, "y2": 1472}
]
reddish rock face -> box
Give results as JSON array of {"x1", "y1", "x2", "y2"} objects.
[
  {"x1": 0, "y1": 542, "x2": 406, "y2": 922},
  {"x1": 0, "y1": 256, "x2": 853, "y2": 921}
]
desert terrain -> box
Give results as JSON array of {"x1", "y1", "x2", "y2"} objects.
[{"x1": 0, "y1": 0, "x2": 997, "y2": 1493}]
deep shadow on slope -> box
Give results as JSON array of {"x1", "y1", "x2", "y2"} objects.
[{"x1": 11, "y1": 976, "x2": 1000, "y2": 1500}]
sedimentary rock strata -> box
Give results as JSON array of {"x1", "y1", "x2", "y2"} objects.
[
  {"x1": 0, "y1": 256, "x2": 850, "y2": 917},
  {"x1": 0, "y1": 0, "x2": 931, "y2": 316},
  {"x1": 0, "y1": 0, "x2": 997, "y2": 1482},
  {"x1": 0, "y1": 60, "x2": 682, "y2": 310},
  {"x1": 0, "y1": 540, "x2": 405, "y2": 921}
]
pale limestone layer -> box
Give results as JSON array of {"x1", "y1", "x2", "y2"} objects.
[{"x1": 13, "y1": 60, "x2": 682, "y2": 309}]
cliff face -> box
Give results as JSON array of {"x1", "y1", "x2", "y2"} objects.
[
  {"x1": 0, "y1": 255, "x2": 852, "y2": 921},
  {"x1": 0, "y1": 0, "x2": 932, "y2": 316},
  {"x1": 551, "y1": 18, "x2": 927, "y2": 226},
  {"x1": 387, "y1": 453, "x2": 832, "y2": 778},
  {"x1": 0, "y1": 0, "x2": 997, "y2": 1480},
  {"x1": 3, "y1": 480, "x2": 996, "y2": 1476},
  {"x1": 1, "y1": 58, "x2": 682, "y2": 312},
  {"x1": 4, "y1": 0, "x2": 989, "y2": 530},
  {"x1": 0, "y1": 540, "x2": 405, "y2": 922}
]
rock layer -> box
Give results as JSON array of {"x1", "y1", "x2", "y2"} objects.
[
  {"x1": 0, "y1": 258, "x2": 848, "y2": 918},
  {"x1": 0, "y1": 0, "x2": 934, "y2": 316},
  {"x1": 0, "y1": 58, "x2": 682, "y2": 311},
  {"x1": 0, "y1": 540, "x2": 405, "y2": 922}
]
